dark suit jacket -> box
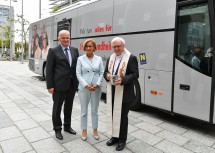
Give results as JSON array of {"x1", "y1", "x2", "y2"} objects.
[
  {"x1": 104, "y1": 54, "x2": 139, "y2": 103},
  {"x1": 46, "y1": 45, "x2": 79, "y2": 91}
]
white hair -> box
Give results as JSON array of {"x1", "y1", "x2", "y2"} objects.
[
  {"x1": 111, "y1": 37, "x2": 125, "y2": 45},
  {"x1": 58, "y1": 30, "x2": 70, "y2": 38}
]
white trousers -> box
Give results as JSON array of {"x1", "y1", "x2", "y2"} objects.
[{"x1": 78, "y1": 87, "x2": 101, "y2": 130}]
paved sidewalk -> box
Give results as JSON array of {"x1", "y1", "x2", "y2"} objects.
[{"x1": 0, "y1": 61, "x2": 215, "y2": 153}]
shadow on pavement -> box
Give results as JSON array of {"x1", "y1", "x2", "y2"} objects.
[{"x1": 31, "y1": 76, "x2": 46, "y2": 81}]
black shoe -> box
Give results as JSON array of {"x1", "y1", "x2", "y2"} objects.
[
  {"x1": 116, "y1": 142, "x2": 126, "y2": 151},
  {"x1": 64, "y1": 127, "x2": 76, "y2": 135},
  {"x1": 55, "y1": 131, "x2": 63, "y2": 140},
  {"x1": 106, "y1": 138, "x2": 118, "y2": 146}
]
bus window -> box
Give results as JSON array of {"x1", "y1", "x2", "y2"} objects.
[
  {"x1": 176, "y1": 3, "x2": 213, "y2": 76},
  {"x1": 57, "y1": 19, "x2": 71, "y2": 38}
]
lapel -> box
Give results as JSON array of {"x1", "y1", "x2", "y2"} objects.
[
  {"x1": 83, "y1": 54, "x2": 96, "y2": 69},
  {"x1": 69, "y1": 46, "x2": 75, "y2": 67}
]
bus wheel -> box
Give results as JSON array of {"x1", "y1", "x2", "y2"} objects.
[
  {"x1": 130, "y1": 80, "x2": 142, "y2": 111},
  {"x1": 43, "y1": 64, "x2": 46, "y2": 80}
]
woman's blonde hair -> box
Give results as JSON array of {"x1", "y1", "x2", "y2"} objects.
[{"x1": 83, "y1": 39, "x2": 97, "y2": 51}]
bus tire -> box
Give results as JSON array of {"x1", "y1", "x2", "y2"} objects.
[
  {"x1": 43, "y1": 63, "x2": 46, "y2": 80},
  {"x1": 130, "y1": 80, "x2": 142, "y2": 111}
]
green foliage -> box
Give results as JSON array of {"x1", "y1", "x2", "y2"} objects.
[
  {"x1": 51, "y1": 6, "x2": 62, "y2": 13},
  {"x1": 14, "y1": 14, "x2": 30, "y2": 59}
]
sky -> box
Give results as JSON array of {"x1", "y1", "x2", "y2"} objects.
[{"x1": 0, "y1": 0, "x2": 52, "y2": 42}]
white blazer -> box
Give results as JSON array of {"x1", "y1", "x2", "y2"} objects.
[{"x1": 76, "y1": 54, "x2": 104, "y2": 90}]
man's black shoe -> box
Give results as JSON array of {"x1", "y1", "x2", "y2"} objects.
[
  {"x1": 116, "y1": 142, "x2": 126, "y2": 151},
  {"x1": 55, "y1": 131, "x2": 63, "y2": 140},
  {"x1": 106, "y1": 138, "x2": 118, "y2": 146},
  {"x1": 64, "y1": 127, "x2": 76, "y2": 135}
]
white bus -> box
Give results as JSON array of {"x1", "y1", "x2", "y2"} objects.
[{"x1": 28, "y1": 0, "x2": 215, "y2": 124}]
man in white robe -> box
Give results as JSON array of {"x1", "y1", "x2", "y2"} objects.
[{"x1": 104, "y1": 37, "x2": 139, "y2": 151}]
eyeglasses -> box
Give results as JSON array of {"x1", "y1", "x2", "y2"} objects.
[
  {"x1": 112, "y1": 45, "x2": 122, "y2": 49},
  {"x1": 85, "y1": 46, "x2": 94, "y2": 48}
]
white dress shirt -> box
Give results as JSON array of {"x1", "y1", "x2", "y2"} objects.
[{"x1": 113, "y1": 52, "x2": 124, "y2": 75}]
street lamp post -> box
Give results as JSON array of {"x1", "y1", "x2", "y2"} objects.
[
  {"x1": 39, "y1": 0, "x2": 41, "y2": 19},
  {"x1": 8, "y1": 0, "x2": 17, "y2": 61},
  {"x1": 0, "y1": 8, "x2": 3, "y2": 61},
  {"x1": 21, "y1": 0, "x2": 23, "y2": 64}
]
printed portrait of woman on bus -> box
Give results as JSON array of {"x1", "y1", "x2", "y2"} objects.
[
  {"x1": 31, "y1": 24, "x2": 39, "y2": 58},
  {"x1": 34, "y1": 36, "x2": 41, "y2": 59},
  {"x1": 42, "y1": 32, "x2": 49, "y2": 59}
]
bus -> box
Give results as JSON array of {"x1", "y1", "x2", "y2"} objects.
[{"x1": 28, "y1": 0, "x2": 215, "y2": 124}]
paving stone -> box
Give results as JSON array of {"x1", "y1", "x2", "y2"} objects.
[
  {"x1": 4, "y1": 107, "x2": 24, "y2": 115},
  {"x1": 17, "y1": 103, "x2": 35, "y2": 109},
  {"x1": 0, "y1": 103, "x2": 17, "y2": 109},
  {"x1": 40, "y1": 97, "x2": 52, "y2": 102},
  {"x1": 94, "y1": 140, "x2": 132, "y2": 153},
  {"x1": 135, "y1": 122, "x2": 163, "y2": 134},
  {"x1": 0, "y1": 107, "x2": 3, "y2": 112},
  {"x1": 13, "y1": 99, "x2": 29, "y2": 104},
  {"x1": 24, "y1": 107, "x2": 44, "y2": 115},
  {"x1": 49, "y1": 131, "x2": 80, "y2": 144},
  {"x1": 158, "y1": 122, "x2": 188, "y2": 135},
  {"x1": 82, "y1": 133, "x2": 108, "y2": 145},
  {"x1": 31, "y1": 92, "x2": 49, "y2": 98},
  {"x1": 0, "y1": 137, "x2": 32, "y2": 153},
  {"x1": 31, "y1": 113, "x2": 51, "y2": 122},
  {"x1": 128, "y1": 111, "x2": 144, "y2": 118},
  {"x1": 182, "y1": 130, "x2": 215, "y2": 146},
  {"x1": 127, "y1": 139, "x2": 163, "y2": 153},
  {"x1": 0, "y1": 118, "x2": 14, "y2": 128},
  {"x1": 0, "y1": 99, "x2": 12, "y2": 104},
  {"x1": 0, "y1": 126, "x2": 22, "y2": 141},
  {"x1": 32, "y1": 138, "x2": 66, "y2": 153},
  {"x1": 25, "y1": 150, "x2": 37, "y2": 153},
  {"x1": 39, "y1": 120, "x2": 53, "y2": 132},
  {"x1": 43, "y1": 109, "x2": 52, "y2": 116},
  {"x1": 23, "y1": 127, "x2": 51, "y2": 142},
  {"x1": 15, "y1": 118, "x2": 39, "y2": 130},
  {"x1": 130, "y1": 130, "x2": 163, "y2": 146},
  {"x1": 9, "y1": 95, "x2": 23, "y2": 100},
  {"x1": 128, "y1": 124, "x2": 139, "y2": 134},
  {"x1": 155, "y1": 140, "x2": 192, "y2": 153},
  {"x1": 30, "y1": 99, "x2": 47, "y2": 105},
  {"x1": 63, "y1": 139, "x2": 99, "y2": 153},
  {"x1": 9, "y1": 112, "x2": 30, "y2": 121},
  {"x1": 37, "y1": 103, "x2": 52, "y2": 111},
  {"x1": 128, "y1": 116, "x2": 142, "y2": 125},
  {"x1": 183, "y1": 140, "x2": 215, "y2": 153},
  {"x1": 126, "y1": 135, "x2": 136, "y2": 144},
  {"x1": 137, "y1": 116, "x2": 164, "y2": 125},
  {"x1": 98, "y1": 114, "x2": 107, "y2": 123},
  {"x1": 156, "y1": 130, "x2": 189, "y2": 146},
  {"x1": 0, "y1": 111, "x2": 8, "y2": 119}
]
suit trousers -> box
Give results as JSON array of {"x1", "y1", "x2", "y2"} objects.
[
  {"x1": 78, "y1": 87, "x2": 102, "y2": 130},
  {"x1": 112, "y1": 86, "x2": 130, "y2": 143},
  {"x1": 52, "y1": 79, "x2": 76, "y2": 131}
]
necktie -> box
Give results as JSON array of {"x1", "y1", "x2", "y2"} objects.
[{"x1": 65, "y1": 48, "x2": 69, "y2": 62}]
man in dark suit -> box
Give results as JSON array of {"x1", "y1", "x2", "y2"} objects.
[
  {"x1": 104, "y1": 37, "x2": 139, "y2": 151},
  {"x1": 46, "y1": 30, "x2": 79, "y2": 140}
]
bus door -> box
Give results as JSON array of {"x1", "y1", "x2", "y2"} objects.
[{"x1": 173, "y1": 0, "x2": 214, "y2": 122}]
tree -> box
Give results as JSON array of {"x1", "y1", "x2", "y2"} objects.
[
  {"x1": 0, "y1": 25, "x2": 11, "y2": 48},
  {"x1": 14, "y1": 14, "x2": 29, "y2": 59}
]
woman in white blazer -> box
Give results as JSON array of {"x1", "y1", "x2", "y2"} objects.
[{"x1": 76, "y1": 39, "x2": 104, "y2": 141}]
